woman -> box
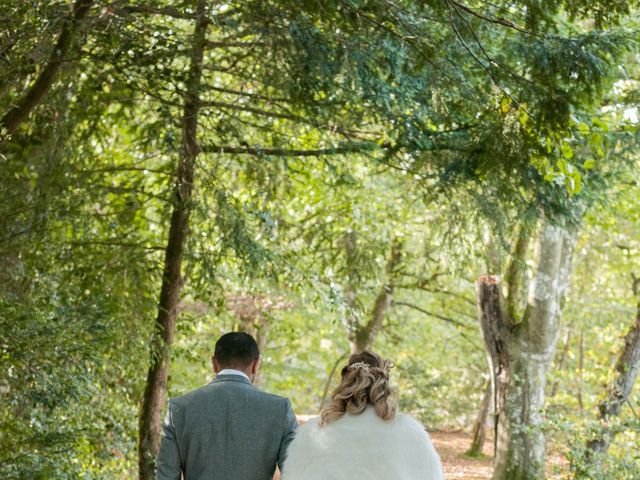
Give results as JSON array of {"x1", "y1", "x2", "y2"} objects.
[{"x1": 282, "y1": 350, "x2": 445, "y2": 480}]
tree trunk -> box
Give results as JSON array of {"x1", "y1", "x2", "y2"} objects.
[
  {"x1": 137, "y1": 3, "x2": 207, "y2": 479},
  {"x1": 0, "y1": 0, "x2": 93, "y2": 138},
  {"x1": 584, "y1": 275, "x2": 640, "y2": 462},
  {"x1": 577, "y1": 329, "x2": 584, "y2": 413},
  {"x1": 467, "y1": 379, "x2": 492, "y2": 457},
  {"x1": 549, "y1": 322, "x2": 573, "y2": 398},
  {"x1": 343, "y1": 229, "x2": 360, "y2": 341},
  {"x1": 478, "y1": 221, "x2": 573, "y2": 480},
  {"x1": 476, "y1": 276, "x2": 511, "y2": 473},
  {"x1": 352, "y1": 237, "x2": 403, "y2": 352},
  {"x1": 505, "y1": 224, "x2": 531, "y2": 320}
]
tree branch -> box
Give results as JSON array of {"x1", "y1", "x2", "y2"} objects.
[
  {"x1": 393, "y1": 300, "x2": 470, "y2": 329},
  {"x1": 66, "y1": 240, "x2": 164, "y2": 251},
  {"x1": 109, "y1": 3, "x2": 238, "y2": 21},
  {"x1": 447, "y1": 0, "x2": 532, "y2": 35},
  {"x1": 200, "y1": 142, "x2": 381, "y2": 157},
  {"x1": 1, "y1": 0, "x2": 93, "y2": 137},
  {"x1": 206, "y1": 40, "x2": 266, "y2": 49}
]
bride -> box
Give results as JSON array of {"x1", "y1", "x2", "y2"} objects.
[{"x1": 282, "y1": 350, "x2": 445, "y2": 480}]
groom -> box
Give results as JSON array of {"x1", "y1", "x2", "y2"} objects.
[{"x1": 156, "y1": 332, "x2": 297, "y2": 480}]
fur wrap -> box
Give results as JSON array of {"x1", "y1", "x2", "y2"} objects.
[{"x1": 281, "y1": 407, "x2": 445, "y2": 480}]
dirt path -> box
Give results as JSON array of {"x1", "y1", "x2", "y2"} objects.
[
  {"x1": 431, "y1": 431, "x2": 568, "y2": 479},
  {"x1": 431, "y1": 431, "x2": 493, "y2": 480}
]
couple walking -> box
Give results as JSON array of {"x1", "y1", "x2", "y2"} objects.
[{"x1": 156, "y1": 332, "x2": 444, "y2": 480}]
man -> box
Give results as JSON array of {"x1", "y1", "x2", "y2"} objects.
[{"x1": 156, "y1": 332, "x2": 297, "y2": 480}]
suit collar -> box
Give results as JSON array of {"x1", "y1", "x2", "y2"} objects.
[
  {"x1": 212, "y1": 374, "x2": 253, "y2": 386},
  {"x1": 218, "y1": 368, "x2": 251, "y2": 381}
]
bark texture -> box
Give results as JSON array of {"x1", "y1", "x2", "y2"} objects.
[
  {"x1": 478, "y1": 221, "x2": 574, "y2": 480},
  {"x1": 137, "y1": 3, "x2": 207, "y2": 478},
  {"x1": 1, "y1": 0, "x2": 93, "y2": 136},
  {"x1": 505, "y1": 224, "x2": 531, "y2": 320},
  {"x1": 584, "y1": 275, "x2": 640, "y2": 461}
]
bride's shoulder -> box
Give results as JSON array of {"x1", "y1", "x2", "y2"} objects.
[
  {"x1": 395, "y1": 411, "x2": 422, "y2": 425},
  {"x1": 294, "y1": 416, "x2": 322, "y2": 436},
  {"x1": 394, "y1": 412, "x2": 431, "y2": 438},
  {"x1": 299, "y1": 415, "x2": 321, "y2": 427}
]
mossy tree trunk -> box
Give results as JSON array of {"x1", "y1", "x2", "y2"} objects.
[{"x1": 478, "y1": 221, "x2": 574, "y2": 480}]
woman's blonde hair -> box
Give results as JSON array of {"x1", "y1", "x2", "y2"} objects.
[{"x1": 320, "y1": 350, "x2": 396, "y2": 426}]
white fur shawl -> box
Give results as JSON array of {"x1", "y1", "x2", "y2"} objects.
[{"x1": 281, "y1": 408, "x2": 445, "y2": 480}]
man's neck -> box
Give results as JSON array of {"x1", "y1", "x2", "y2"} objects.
[{"x1": 218, "y1": 368, "x2": 251, "y2": 381}]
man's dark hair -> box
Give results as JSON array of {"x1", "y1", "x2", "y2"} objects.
[{"x1": 214, "y1": 332, "x2": 260, "y2": 368}]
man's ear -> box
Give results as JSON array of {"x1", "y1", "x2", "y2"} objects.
[
  {"x1": 212, "y1": 356, "x2": 221, "y2": 373},
  {"x1": 251, "y1": 358, "x2": 260, "y2": 376}
]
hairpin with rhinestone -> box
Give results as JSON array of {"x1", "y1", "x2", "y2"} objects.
[{"x1": 348, "y1": 361, "x2": 370, "y2": 372}]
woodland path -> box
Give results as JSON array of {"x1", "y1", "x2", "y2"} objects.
[{"x1": 432, "y1": 430, "x2": 568, "y2": 480}]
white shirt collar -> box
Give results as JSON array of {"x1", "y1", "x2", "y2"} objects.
[{"x1": 218, "y1": 368, "x2": 251, "y2": 381}]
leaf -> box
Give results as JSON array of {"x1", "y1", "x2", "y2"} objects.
[
  {"x1": 518, "y1": 110, "x2": 529, "y2": 127},
  {"x1": 583, "y1": 159, "x2": 596, "y2": 170},
  {"x1": 557, "y1": 159, "x2": 568, "y2": 174},
  {"x1": 572, "y1": 173, "x2": 582, "y2": 194},
  {"x1": 561, "y1": 143, "x2": 574, "y2": 159},
  {"x1": 500, "y1": 97, "x2": 511, "y2": 114},
  {"x1": 592, "y1": 117, "x2": 609, "y2": 132},
  {"x1": 577, "y1": 122, "x2": 590, "y2": 135},
  {"x1": 589, "y1": 132, "x2": 602, "y2": 149},
  {"x1": 578, "y1": 122, "x2": 591, "y2": 135}
]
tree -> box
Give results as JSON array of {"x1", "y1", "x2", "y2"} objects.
[
  {"x1": 137, "y1": 1, "x2": 208, "y2": 477},
  {"x1": 467, "y1": 380, "x2": 492, "y2": 457},
  {"x1": 581, "y1": 275, "x2": 640, "y2": 467},
  {"x1": 477, "y1": 218, "x2": 575, "y2": 480},
  {"x1": 1, "y1": 1, "x2": 637, "y2": 479},
  {"x1": 0, "y1": 0, "x2": 93, "y2": 138}
]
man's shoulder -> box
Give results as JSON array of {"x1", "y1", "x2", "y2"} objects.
[
  {"x1": 241, "y1": 387, "x2": 292, "y2": 413},
  {"x1": 253, "y1": 388, "x2": 290, "y2": 404},
  {"x1": 171, "y1": 381, "x2": 290, "y2": 409},
  {"x1": 170, "y1": 383, "x2": 215, "y2": 408}
]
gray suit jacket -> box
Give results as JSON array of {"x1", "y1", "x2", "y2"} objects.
[{"x1": 156, "y1": 375, "x2": 297, "y2": 480}]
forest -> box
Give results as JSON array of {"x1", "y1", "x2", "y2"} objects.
[{"x1": 1, "y1": 1, "x2": 639, "y2": 479}]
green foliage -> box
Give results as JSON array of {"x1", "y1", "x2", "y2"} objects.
[
  {"x1": 0, "y1": 0, "x2": 638, "y2": 478},
  {"x1": 546, "y1": 413, "x2": 640, "y2": 479}
]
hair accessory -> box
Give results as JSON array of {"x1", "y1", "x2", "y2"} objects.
[{"x1": 348, "y1": 361, "x2": 370, "y2": 372}]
